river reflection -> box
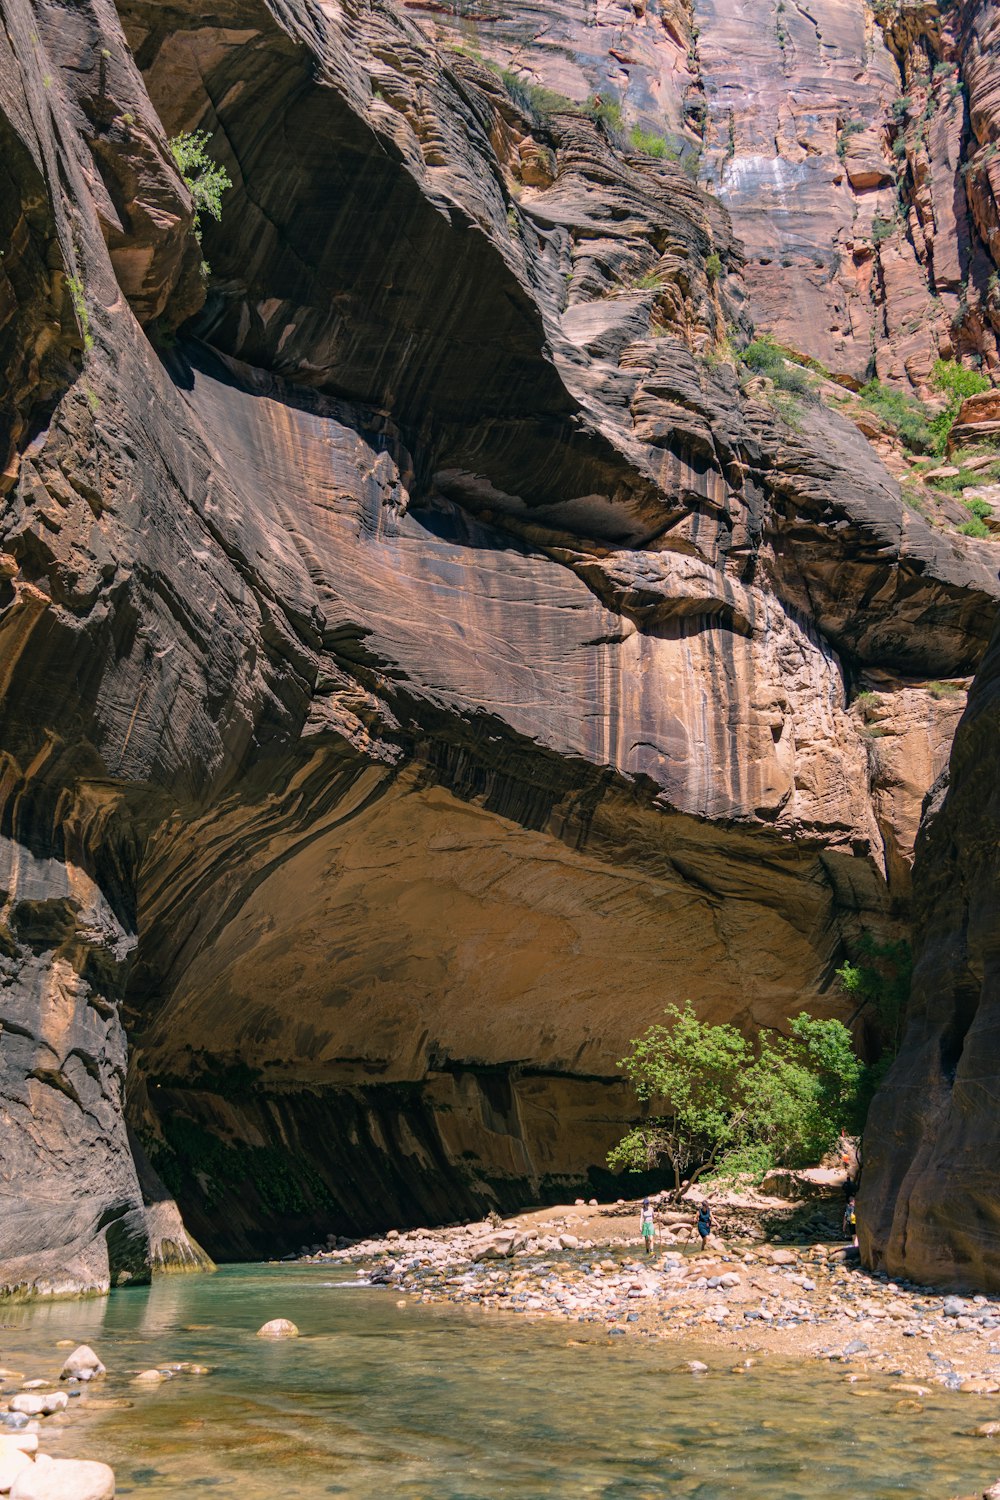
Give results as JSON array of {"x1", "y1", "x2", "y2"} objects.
[{"x1": 0, "y1": 1264, "x2": 995, "y2": 1498}]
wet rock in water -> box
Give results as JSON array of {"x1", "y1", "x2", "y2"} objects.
[
  {"x1": 7, "y1": 1395, "x2": 67, "y2": 1418},
  {"x1": 683, "y1": 1361, "x2": 709, "y2": 1374},
  {"x1": 0, "y1": 1417, "x2": 31, "y2": 1433},
  {"x1": 59, "y1": 1348, "x2": 105, "y2": 1383},
  {"x1": 10, "y1": 1456, "x2": 116, "y2": 1500},
  {"x1": 19, "y1": 1385, "x2": 47, "y2": 1394},
  {"x1": 975, "y1": 1423, "x2": 1000, "y2": 1438},
  {"x1": 256, "y1": 1319, "x2": 299, "y2": 1339},
  {"x1": 131, "y1": 1371, "x2": 166, "y2": 1386}
]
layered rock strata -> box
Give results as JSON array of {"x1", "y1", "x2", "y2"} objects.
[
  {"x1": 0, "y1": 0, "x2": 997, "y2": 1284},
  {"x1": 411, "y1": 0, "x2": 1000, "y2": 389}
]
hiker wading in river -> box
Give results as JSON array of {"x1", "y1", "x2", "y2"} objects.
[{"x1": 697, "y1": 1200, "x2": 712, "y2": 1250}]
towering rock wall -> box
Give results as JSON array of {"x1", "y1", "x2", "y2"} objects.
[
  {"x1": 860, "y1": 615, "x2": 1000, "y2": 1289},
  {"x1": 0, "y1": 0, "x2": 997, "y2": 1285},
  {"x1": 411, "y1": 0, "x2": 1000, "y2": 389}
]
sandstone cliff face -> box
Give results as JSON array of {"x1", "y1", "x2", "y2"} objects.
[
  {"x1": 413, "y1": 0, "x2": 1000, "y2": 390},
  {"x1": 0, "y1": 0, "x2": 997, "y2": 1284},
  {"x1": 860, "y1": 616, "x2": 1000, "y2": 1289}
]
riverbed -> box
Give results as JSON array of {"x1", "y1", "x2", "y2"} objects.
[{"x1": 3, "y1": 1264, "x2": 999, "y2": 1498}]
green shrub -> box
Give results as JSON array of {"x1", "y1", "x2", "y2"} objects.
[
  {"x1": 871, "y1": 215, "x2": 896, "y2": 245},
  {"x1": 586, "y1": 94, "x2": 623, "y2": 131},
  {"x1": 65, "y1": 274, "x2": 93, "y2": 353},
  {"x1": 967, "y1": 497, "x2": 994, "y2": 520},
  {"x1": 629, "y1": 124, "x2": 668, "y2": 157},
  {"x1": 495, "y1": 70, "x2": 579, "y2": 120},
  {"x1": 857, "y1": 379, "x2": 933, "y2": 451},
  {"x1": 705, "y1": 250, "x2": 722, "y2": 283},
  {"x1": 837, "y1": 118, "x2": 866, "y2": 159},
  {"x1": 607, "y1": 1002, "x2": 869, "y2": 1187},
  {"x1": 740, "y1": 335, "x2": 811, "y2": 396},
  {"x1": 929, "y1": 358, "x2": 991, "y2": 453},
  {"x1": 169, "y1": 130, "x2": 232, "y2": 265},
  {"x1": 836, "y1": 936, "x2": 912, "y2": 1058},
  {"x1": 959, "y1": 517, "x2": 990, "y2": 537}
]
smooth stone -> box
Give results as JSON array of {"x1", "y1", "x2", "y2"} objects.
[
  {"x1": 130, "y1": 1372, "x2": 165, "y2": 1386},
  {"x1": 256, "y1": 1320, "x2": 298, "y2": 1339},
  {"x1": 0, "y1": 1439, "x2": 38, "y2": 1457},
  {"x1": 7, "y1": 1396, "x2": 65, "y2": 1419},
  {"x1": 0, "y1": 1419, "x2": 30, "y2": 1434},
  {"x1": 59, "y1": 1349, "x2": 105, "y2": 1383},
  {"x1": 0, "y1": 1449, "x2": 32, "y2": 1492},
  {"x1": 10, "y1": 1457, "x2": 115, "y2": 1500}
]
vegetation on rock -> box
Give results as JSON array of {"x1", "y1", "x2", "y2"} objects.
[
  {"x1": 608, "y1": 1003, "x2": 867, "y2": 1188},
  {"x1": 169, "y1": 130, "x2": 232, "y2": 274}
]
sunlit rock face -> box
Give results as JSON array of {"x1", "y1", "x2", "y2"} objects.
[
  {"x1": 0, "y1": 0, "x2": 997, "y2": 1285},
  {"x1": 861, "y1": 617, "x2": 1000, "y2": 1291},
  {"x1": 411, "y1": 0, "x2": 1000, "y2": 389}
]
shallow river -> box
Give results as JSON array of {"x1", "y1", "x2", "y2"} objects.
[{"x1": 2, "y1": 1264, "x2": 998, "y2": 1498}]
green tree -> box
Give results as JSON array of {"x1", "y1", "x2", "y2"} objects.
[
  {"x1": 169, "y1": 130, "x2": 232, "y2": 268},
  {"x1": 608, "y1": 1004, "x2": 866, "y2": 1188},
  {"x1": 607, "y1": 1002, "x2": 750, "y2": 1188},
  {"x1": 835, "y1": 935, "x2": 912, "y2": 1058}
]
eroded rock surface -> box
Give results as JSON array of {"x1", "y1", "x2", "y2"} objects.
[
  {"x1": 0, "y1": 0, "x2": 997, "y2": 1284},
  {"x1": 861, "y1": 616, "x2": 1000, "y2": 1290}
]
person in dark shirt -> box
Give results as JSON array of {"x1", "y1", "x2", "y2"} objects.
[{"x1": 697, "y1": 1201, "x2": 712, "y2": 1249}]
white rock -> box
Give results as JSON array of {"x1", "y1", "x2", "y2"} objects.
[
  {"x1": 11, "y1": 1457, "x2": 115, "y2": 1500},
  {"x1": 0, "y1": 1449, "x2": 32, "y2": 1494},
  {"x1": 131, "y1": 1371, "x2": 165, "y2": 1386},
  {"x1": 6, "y1": 1402, "x2": 43, "y2": 1420},
  {"x1": 256, "y1": 1319, "x2": 298, "y2": 1339},
  {"x1": 59, "y1": 1349, "x2": 105, "y2": 1383},
  {"x1": 0, "y1": 1441, "x2": 37, "y2": 1458}
]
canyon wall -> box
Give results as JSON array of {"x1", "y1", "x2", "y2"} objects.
[
  {"x1": 0, "y1": 0, "x2": 998, "y2": 1288},
  {"x1": 860, "y1": 616, "x2": 1000, "y2": 1289}
]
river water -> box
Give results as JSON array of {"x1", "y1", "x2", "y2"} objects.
[{"x1": 1, "y1": 1264, "x2": 997, "y2": 1498}]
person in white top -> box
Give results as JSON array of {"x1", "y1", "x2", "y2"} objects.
[{"x1": 640, "y1": 1198, "x2": 656, "y2": 1255}]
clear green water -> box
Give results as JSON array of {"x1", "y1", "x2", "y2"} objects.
[{"x1": 1, "y1": 1264, "x2": 997, "y2": 1498}]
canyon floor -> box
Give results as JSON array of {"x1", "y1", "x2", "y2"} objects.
[{"x1": 310, "y1": 1199, "x2": 1000, "y2": 1407}]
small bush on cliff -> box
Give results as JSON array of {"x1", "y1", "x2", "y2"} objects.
[
  {"x1": 169, "y1": 130, "x2": 232, "y2": 271},
  {"x1": 836, "y1": 935, "x2": 913, "y2": 1059},
  {"x1": 740, "y1": 335, "x2": 812, "y2": 397},
  {"x1": 607, "y1": 1002, "x2": 865, "y2": 1189},
  {"x1": 928, "y1": 358, "x2": 991, "y2": 453},
  {"x1": 856, "y1": 380, "x2": 933, "y2": 452}
]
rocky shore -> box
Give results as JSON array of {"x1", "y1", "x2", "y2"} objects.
[{"x1": 305, "y1": 1199, "x2": 1000, "y2": 1406}]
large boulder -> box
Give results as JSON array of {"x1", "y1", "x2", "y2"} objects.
[{"x1": 10, "y1": 1458, "x2": 115, "y2": 1500}]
